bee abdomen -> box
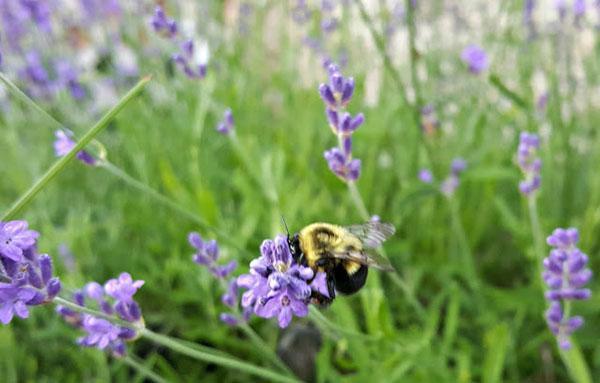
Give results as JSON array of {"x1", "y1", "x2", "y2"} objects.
[{"x1": 332, "y1": 263, "x2": 368, "y2": 295}]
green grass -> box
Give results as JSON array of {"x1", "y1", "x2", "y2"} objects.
[{"x1": 1, "y1": 1, "x2": 600, "y2": 382}]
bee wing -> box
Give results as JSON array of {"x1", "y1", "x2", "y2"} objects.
[
  {"x1": 329, "y1": 249, "x2": 395, "y2": 272},
  {"x1": 345, "y1": 222, "x2": 396, "y2": 248}
]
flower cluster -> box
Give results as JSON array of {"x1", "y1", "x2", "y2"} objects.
[
  {"x1": 461, "y1": 45, "x2": 489, "y2": 74},
  {"x1": 319, "y1": 64, "x2": 364, "y2": 182},
  {"x1": 172, "y1": 40, "x2": 208, "y2": 80},
  {"x1": 440, "y1": 158, "x2": 467, "y2": 197},
  {"x1": 216, "y1": 109, "x2": 235, "y2": 135},
  {"x1": 57, "y1": 273, "x2": 144, "y2": 357},
  {"x1": 53, "y1": 130, "x2": 97, "y2": 166},
  {"x1": 150, "y1": 6, "x2": 178, "y2": 39},
  {"x1": 0, "y1": 220, "x2": 61, "y2": 324},
  {"x1": 543, "y1": 228, "x2": 592, "y2": 350},
  {"x1": 517, "y1": 132, "x2": 541, "y2": 196},
  {"x1": 189, "y1": 233, "x2": 241, "y2": 326},
  {"x1": 237, "y1": 235, "x2": 329, "y2": 328}
]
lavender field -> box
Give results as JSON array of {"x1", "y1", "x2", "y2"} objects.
[{"x1": 1, "y1": 1, "x2": 599, "y2": 382}]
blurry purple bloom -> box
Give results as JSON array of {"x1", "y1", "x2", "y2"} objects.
[
  {"x1": 324, "y1": 147, "x2": 361, "y2": 182},
  {"x1": 104, "y1": 273, "x2": 144, "y2": 303},
  {"x1": 54, "y1": 61, "x2": 85, "y2": 100},
  {"x1": 222, "y1": 279, "x2": 238, "y2": 308},
  {"x1": 543, "y1": 228, "x2": 592, "y2": 350},
  {"x1": 151, "y1": 6, "x2": 178, "y2": 38},
  {"x1": 574, "y1": 0, "x2": 586, "y2": 23},
  {"x1": 172, "y1": 39, "x2": 207, "y2": 79},
  {"x1": 19, "y1": 0, "x2": 52, "y2": 32},
  {"x1": 292, "y1": 0, "x2": 311, "y2": 24},
  {"x1": 461, "y1": 45, "x2": 489, "y2": 74},
  {"x1": 321, "y1": 18, "x2": 338, "y2": 33},
  {"x1": 190, "y1": 232, "x2": 237, "y2": 279},
  {"x1": 536, "y1": 92, "x2": 549, "y2": 111},
  {"x1": 238, "y1": 234, "x2": 325, "y2": 328},
  {"x1": 53, "y1": 130, "x2": 97, "y2": 165},
  {"x1": 217, "y1": 108, "x2": 235, "y2": 135},
  {"x1": 0, "y1": 220, "x2": 39, "y2": 262},
  {"x1": 555, "y1": 0, "x2": 567, "y2": 19},
  {"x1": 219, "y1": 312, "x2": 239, "y2": 326},
  {"x1": 441, "y1": 158, "x2": 467, "y2": 197},
  {"x1": 517, "y1": 132, "x2": 541, "y2": 196},
  {"x1": 419, "y1": 169, "x2": 433, "y2": 183}
]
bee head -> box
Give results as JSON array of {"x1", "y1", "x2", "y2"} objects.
[{"x1": 288, "y1": 233, "x2": 302, "y2": 262}]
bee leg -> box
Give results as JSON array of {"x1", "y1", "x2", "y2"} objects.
[{"x1": 326, "y1": 272, "x2": 336, "y2": 300}]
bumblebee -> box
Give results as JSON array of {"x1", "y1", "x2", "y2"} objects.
[{"x1": 286, "y1": 222, "x2": 396, "y2": 304}]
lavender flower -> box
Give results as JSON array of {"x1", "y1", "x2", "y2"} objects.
[
  {"x1": 0, "y1": 220, "x2": 61, "y2": 324},
  {"x1": 216, "y1": 109, "x2": 235, "y2": 135},
  {"x1": 57, "y1": 272, "x2": 144, "y2": 357},
  {"x1": 20, "y1": 51, "x2": 52, "y2": 98},
  {"x1": 543, "y1": 228, "x2": 592, "y2": 350},
  {"x1": 440, "y1": 158, "x2": 467, "y2": 197},
  {"x1": 574, "y1": 0, "x2": 586, "y2": 24},
  {"x1": 237, "y1": 235, "x2": 328, "y2": 328},
  {"x1": 151, "y1": 6, "x2": 178, "y2": 38},
  {"x1": 172, "y1": 39, "x2": 207, "y2": 80},
  {"x1": 555, "y1": 0, "x2": 567, "y2": 20},
  {"x1": 53, "y1": 130, "x2": 97, "y2": 165},
  {"x1": 190, "y1": 232, "x2": 237, "y2": 279},
  {"x1": 517, "y1": 132, "x2": 541, "y2": 196},
  {"x1": 419, "y1": 169, "x2": 433, "y2": 183},
  {"x1": 54, "y1": 61, "x2": 85, "y2": 100},
  {"x1": 461, "y1": 45, "x2": 489, "y2": 75},
  {"x1": 319, "y1": 64, "x2": 364, "y2": 182}
]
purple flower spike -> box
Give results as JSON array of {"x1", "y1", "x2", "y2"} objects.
[
  {"x1": 173, "y1": 39, "x2": 208, "y2": 80},
  {"x1": 440, "y1": 158, "x2": 467, "y2": 197},
  {"x1": 104, "y1": 273, "x2": 144, "y2": 303},
  {"x1": 324, "y1": 147, "x2": 361, "y2": 182},
  {"x1": 237, "y1": 234, "x2": 328, "y2": 329},
  {"x1": 517, "y1": 132, "x2": 541, "y2": 197},
  {"x1": 419, "y1": 169, "x2": 433, "y2": 183},
  {"x1": 461, "y1": 45, "x2": 489, "y2": 74},
  {"x1": 217, "y1": 108, "x2": 235, "y2": 135},
  {"x1": 53, "y1": 130, "x2": 97, "y2": 166},
  {"x1": 543, "y1": 227, "x2": 592, "y2": 350},
  {"x1": 151, "y1": 6, "x2": 178, "y2": 39}
]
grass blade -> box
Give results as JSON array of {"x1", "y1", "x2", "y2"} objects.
[{"x1": 1, "y1": 76, "x2": 151, "y2": 221}]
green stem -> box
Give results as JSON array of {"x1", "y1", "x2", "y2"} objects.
[
  {"x1": 99, "y1": 161, "x2": 210, "y2": 228},
  {"x1": 238, "y1": 322, "x2": 293, "y2": 375},
  {"x1": 347, "y1": 182, "x2": 370, "y2": 221},
  {"x1": 1, "y1": 76, "x2": 151, "y2": 221},
  {"x1": 121, "y1": 355, "x2": 172, "y2": 383},
  {"x1": 352, "y1": 0, "x2": 410, "y2": 110},
  {"x1": 448, "y1": 197, "x2": 479, "y2": 291},
  {"x1": 527, "y1": 197, "x2": 545, "y2": 288},
  {"x1": 138, "y1": 329, "x2": 299, "y2": 383},
  {"x1": 405, "y1": 0, "x2": 423, "y2": 111},
  {"x1": 53, "y1": 297, "x2": 298, "y2": 383}
]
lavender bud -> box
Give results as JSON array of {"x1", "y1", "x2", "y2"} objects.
[
  {"x1": 38, "y1": 254, "x2": 53, "y2": 284},
  {"x1": 220, "y1": 313, "x2": 239, "y2": 326},
  {"x1": 46, "y1": 278, "x2": 61, "y2": 299},
  {"x1": 319, "y1": 84, "x2": 336, "y2": 108}
]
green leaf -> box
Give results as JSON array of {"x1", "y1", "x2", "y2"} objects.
[{"x1": 482, "y1": 323, "x2": 510, "y2": 383}]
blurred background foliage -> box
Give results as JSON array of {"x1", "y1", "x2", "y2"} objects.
[{"x1": 1, "y1": 0, "x2": 600, "y2": 381}]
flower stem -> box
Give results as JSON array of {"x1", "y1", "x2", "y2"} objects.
[
  {"x1": 121, "y1": 355, "x2": 172, "y2": 383},
  {"x1": 448, "y1": 197, "x2": 479, "y2": 291},
  {"x1": 1, "y1": 76, "x2": 151, "y2": 221},
  {"x1": 527, "y1": 197, "x2": 545, "y2": 289},
  {"x1": 52, "y1": 297, "x2": 299, "y2": 383},
  {"x1": 238, "y1": 322, "x2": 294, "y2": 375},
  {"x1": 138, "y1": 328, "x2": 299, "y2": 383}
]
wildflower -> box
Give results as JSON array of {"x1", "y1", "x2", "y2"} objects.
[
  {"x1": 419, "y1": 169, "x2": 433, "y2": 184},
  {"x1": 53, "y1": 130, "x2": 97, "y2": 165},
  {"x1": 57, "y1": 272, "x2": 145, "y2": 357},
  {"x1": 460, "y1": 45, "x2": 489, "y2": 74},
  {"x1": 543, "y1": 228, "x2": 592, "y2": 350},
  {"x1": 189, "y1": 232, "x2": 237, "y2": 279},
  {"x1": 54, "y1": 61, "x2": 85, "y2": 100},
  {"x1": 216, "y1": 109, "x2": 235, "y2": 135},
  {"x1": 150, "y1": 6, "x2": 178, "y2": 38},
  {"x1": 555, "y1": 0, "x2": 567, "y2": 20},
  {"x1": 237, "y1": 234, "x2": 327, "y2": 328},
  {"x1": 517, "y1": 132, "x2": 541, "y2": 196},
  {"x1": 172, "y1": 39, "x2": 207, "y2": 80},
  {"x1": 574, "y1": 0, "x2": 586, "y2": 24},
  {"x1": 440, "y1": 158, "x2": 467, "y2": 197},
  {"x1": 319, "y1": 64, "x2": 364, "y2": 182},
  {"x1": 0, "y1": 220, "x2": 61, "y2": 324},
  {"x1": 20, "y1": 51, "x2": 52, "y2": 98}
]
